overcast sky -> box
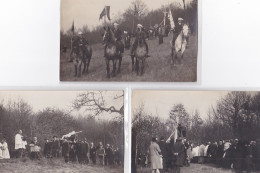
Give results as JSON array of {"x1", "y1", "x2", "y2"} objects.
[
  {"x1": 0, "y1": 90, "x2": 123, "y2": 119},
  {"x1": 61, "y1": 0, "x2": 191, "y2": 31},
  {"x1": 132, "y1": 91, "x2": 231, "y2": 120}
]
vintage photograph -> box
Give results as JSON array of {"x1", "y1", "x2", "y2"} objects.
[
  {"x1": 0, "y1": 90, "x2": 124, "y2": 173},
  {"x1": 132, "y1": 90, "x2": 260, "y2": 173},
  {"x1": 60, "y1": 0, "x2": 198, "y2": 82}
]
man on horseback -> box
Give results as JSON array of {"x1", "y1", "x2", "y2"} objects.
[
  {"x1": 172, "y1": 18, "x2": 184, "y2": 46},
  {"x1": 131, "y1": 24, "x2": 149, "y2": 57},
  {"x1": 104, "y1": 22, "x2": 124, "y2": 57}
]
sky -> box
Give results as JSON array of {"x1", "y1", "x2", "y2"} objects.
[
  {"x1": 0, "y1": 90, "x2": 123, "y2": 119},
  {"x1": 132, "y1": 90, "x2": 230, "y2": 120},
  {"x1": 61, "y1": 0, "x2": 192, "y2": 31}
]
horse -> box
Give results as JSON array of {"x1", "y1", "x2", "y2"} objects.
[
  {"x1": 170, "y1": 24, "x2": 189, "y2": 66},
  {"x1": 73, "y1": 43, "x2": 92, "y2": 77},
  {"x1": 132, "y1": 36, "x2": 147, "y2": 76},
  {"x1": 103, "y1": 27, "x2": 123, "y2": 78}
]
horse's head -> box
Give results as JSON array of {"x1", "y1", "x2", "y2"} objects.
[
  {"x1": 182, "y1": 24, "x2": 189, "y2": 39},
  {"x1": 103, "y1": 26, "x2": 111, "y2": 44}
]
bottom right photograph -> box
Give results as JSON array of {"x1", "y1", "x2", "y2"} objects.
[{"x1": 131, "y1": 90, "x2": 260, "y2": 173}]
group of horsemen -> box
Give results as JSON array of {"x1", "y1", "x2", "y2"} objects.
[{"x1": 69, "y1": 17, "x2": 186, "y2": 61}]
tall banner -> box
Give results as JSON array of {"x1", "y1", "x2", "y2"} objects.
[
  {"x1": 99, "y1": 6, "x2": 111, "y2": 20},
  {"x1": 168, "y1": 9, "x2": 175, "y2": 29}
]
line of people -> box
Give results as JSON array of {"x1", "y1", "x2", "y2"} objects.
[
  {"x1": 191, "y1": 139, "x2": 260, "y2": 173},
  {"x1": 140, "y1": 136, "x2": 260, "y2": 173}
]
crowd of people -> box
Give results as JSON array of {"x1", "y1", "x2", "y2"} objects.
[
  {"x1": 11, "y1": 129, "x2": 124, "y2": 167},
  {"x1": 139, "y1": 137, "x2": 260, "y2": 173}
]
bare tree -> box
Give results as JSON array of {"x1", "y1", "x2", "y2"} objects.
[{"x1": 72, "y1": 91, "x2": 124, "y2": 117}]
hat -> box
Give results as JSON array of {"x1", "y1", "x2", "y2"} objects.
[
  {"x1": 137, "y1": 24, "x2": 143, "y2": 28},
  {"x1": 114, "y1": 23, "x2": 119, "y2": 26},
  {"x1": 178, "y1": 18, "x2": 184, "y2": 21},
  {"x1": 78, "y1": 31, "x2": 82, "y2": 35}
]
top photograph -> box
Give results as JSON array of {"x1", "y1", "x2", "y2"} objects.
[{"x1": 60, "y1": 0, "x2": 198, "y2": 82}]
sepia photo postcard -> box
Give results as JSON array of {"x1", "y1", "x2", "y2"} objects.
[
  {"x1": 132, "y1": 90, "x2": 260, "y2": 173},
  {"x1": 60, "y1": 0, "x2": 198, "y2": 82},
  {"x1": 0, "y1": 90, "x2": 124, "y2": 173}
]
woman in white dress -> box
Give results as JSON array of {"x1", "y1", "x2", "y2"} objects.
[
  {"x1": 0, "y1": 140, "x2": 3, "y2": 159},
  {"x1": 2, "y1": 138, "x2": 10, "y2": 159}
]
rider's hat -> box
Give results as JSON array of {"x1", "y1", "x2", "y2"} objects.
[
  {"x1": 113, "y1": 22, "x2": 119, "y2": 26},
  {"x1": 78, "y1": 31, "x2": 83, "y2": 35},
  {"x1": 178, "y1": 18, "x2": 184, "y2": 21},
  {"x1": 137, "y1": 24, "x2": 143, "y2": 28}
]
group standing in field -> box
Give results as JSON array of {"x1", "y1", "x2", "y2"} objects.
[
  {"x1": 139, "y1": 137, "x2": 260, "y2": 173},
  {"x1": 65, "y1": 17, "x2": 190, "y2": 79},
  {"x1": 9, "y1": 129, "x2": 124, "y2": 167}
]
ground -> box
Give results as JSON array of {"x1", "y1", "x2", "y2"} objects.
[
  {"x1": 0, "y1": 158, "x2": 124, "y2": 173},
  {"x1": 137, "y1": 163, "x2": 260, "y2": 173},
  {"x1": 60, "y1": 34, "x2": 197, "y2": 82}
]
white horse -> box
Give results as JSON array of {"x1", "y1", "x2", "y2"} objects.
[{"x1": 170, "y1": 24, "x2": 190, "y2": 65}]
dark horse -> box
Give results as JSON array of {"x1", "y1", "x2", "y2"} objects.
[
  {"x1": 103, "y1": 27, "x2": 124, "y2": 78},
  {"x1": 73, "y1": 43, "x2": 92, "y2": 77},
  {"x1": 132, "y1": 36, "x2": 147, "y2": 76}
]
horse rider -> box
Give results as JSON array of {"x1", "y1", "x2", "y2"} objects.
[
  {"x1": 172, "y1": 18, "x2": 184, "y2": 46},
  {"x1": 131, "y1": 24, "x2": 149, "y2": 57},
  {"x1": 70, "y1": 31, "x2": 88, "y2": 61},
  {"x1": 104, "y1": 22, "x2": 124, "y2": 57}
]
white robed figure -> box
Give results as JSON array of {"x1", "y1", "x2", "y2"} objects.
[
  {"x1": 0, "y1": 142, "x2": 3, "y2": 159},
  {"x1": 1, "y1": 139, "x2": 10, "y2": 159},
  {"x1": 15, "y1": 130, "x2": 23, "y2": 150}
]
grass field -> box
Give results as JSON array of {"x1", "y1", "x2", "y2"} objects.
[
  {"x1": 0, "y1": 158, "x2": 123, "y2": 173},
  {"x1": 137, "y1": 163, "x2": 234, "y2": 173},
  {"x1": 60, "y1": 35, "x2": 197, "y2": 82}
]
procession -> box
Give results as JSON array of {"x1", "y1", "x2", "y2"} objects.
[
  {"x1": 60, "y1": 0, "x2": 198, "y2": 82},
  {"x1": 0, "y1": 90, "x2": 124, "y2": 173},
  {"x1": 132, "y1": 91, "x2": 260, "y2": 173},
  {"x1": 8, "y1": 129, "x2": 124, "y2": 166}
]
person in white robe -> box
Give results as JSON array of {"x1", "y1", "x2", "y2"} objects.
[
  {"x1": 15, "y1": 130, "x2": 23, "y2": 158},
  {"x1": 0, "y1": 141, "x2": 3, "y2": 159},
  {"x1": 2, "y1": 138, "x2": 10, "y2": 159}
]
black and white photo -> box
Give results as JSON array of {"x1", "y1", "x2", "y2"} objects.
[
  {"x1": 0, "y1": 90, "x2": 124, "y2": 173},
  {"x1": 60, "y1": 0, "x2": 198, "y2": 82},
  {"x1": 132, "y1": 90, "x2": 260, "y2": 173}
]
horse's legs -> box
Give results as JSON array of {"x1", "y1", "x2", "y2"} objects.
[
  {"x1": 106, "y1": 59, "x2": 110, "y2": 78},
  {"x1": 82, "y1": 58, "x2": 86, "y2": 74},
  {"x1": 117, "y1": 54, "x2": 122, "y2": 73},
  {"x1": 131, "y1": 56, "x2": 135, "y2": 72},
  {"x1": 78, "y1": 59, "x2": 82, "y2": 77},
  {"x1": 112, "y1": 59, "x2": 117, "y2": 77},
  {"x1": 86, "y1": 57, "x2": 91, "y2": 73},
  {"x1": 135, "y1": 58, "x2": 139, "y2": 75},
  {"x1": 73, "y1": 58, "x2": 77, "y2": 77},
  {"x1": 141, "y1": 59, "x2": 145, "y2": 75}
]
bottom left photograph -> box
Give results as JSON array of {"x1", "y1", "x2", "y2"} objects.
[{"x1": 0, "y1": 90, "x2": 124, "y2": 173}]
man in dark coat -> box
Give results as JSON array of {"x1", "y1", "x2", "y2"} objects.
[
  {"x1": 172, "y1": 138, "x2": 185, "y2": 173},
  {"x1": 89, "y1": 142, "x2": 97, "y2": 164},
  {"x1": 232, "y1": 139, "x2": 245, "y2": 173},
  {"x1": 104, "y1": 144, "x2": 113, "y2": 165},
  {"x1": 52, "y1": 136, "x2": 60, "y2": 158},
  {"x1": 216, "y1": 140, "x2": 224, "y2": 167},
  {"x1": 158, "y1": 137, "x2": 167, "y2": 172},
  {"x1": 62, "y1": 138, "x2": 70, "y2": 163}
]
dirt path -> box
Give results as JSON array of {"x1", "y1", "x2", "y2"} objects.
[{"x1": 60, "y1": 35, "x2": 197, "y2": 82}]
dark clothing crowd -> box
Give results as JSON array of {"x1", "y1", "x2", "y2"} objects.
[
  {"x1": 138, "y1": 137, "x2": 260, "y2": 173},
  {"x1": 43, "y1": 135, "x2": 124, "y2": 166}
]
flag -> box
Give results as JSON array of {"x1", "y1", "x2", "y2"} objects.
[
  {"x1": 71, "y1": 20, "x2": 74, "y2": 33},
  {"x1": 168, "y1": 9, "x2": 175, "y2": 29},
  {"x1": 105, "y1": 6, "x2": 111, "y2": 20},
  {"x1": 134, "y1": 4, "x2": 138, "y2": 16},
  {"x1": 99, "y1": 6, "x2": 111, "y2": 20}
]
